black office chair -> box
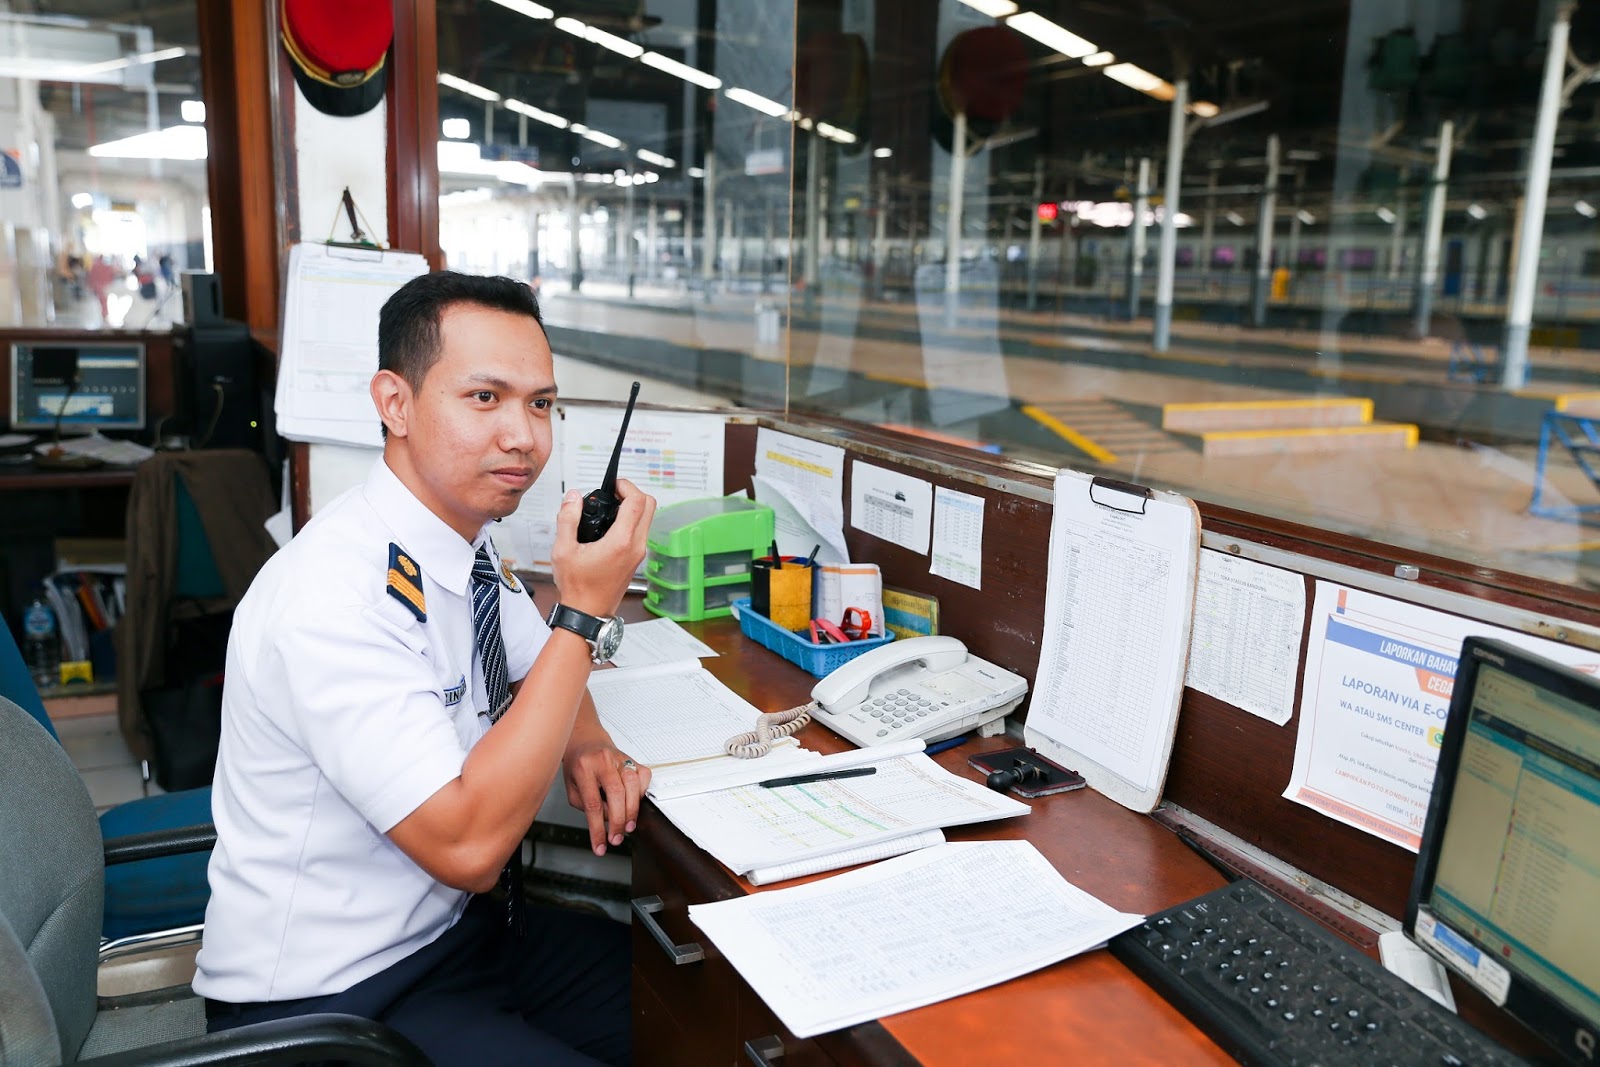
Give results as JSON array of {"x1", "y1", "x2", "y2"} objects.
[{"x1": 0, "y1": 694, "x2": 429, "y2": 1066}]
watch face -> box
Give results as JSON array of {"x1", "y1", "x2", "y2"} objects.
[{"x1": 594, "y1": 616, "x2": 625, "y2": 661}]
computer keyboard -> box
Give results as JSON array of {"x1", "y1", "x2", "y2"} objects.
[{"x1": 1108, "y1": 879, "x2": 1529, "y2": 1067}]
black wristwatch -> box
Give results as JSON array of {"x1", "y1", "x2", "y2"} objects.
[{"x1": 546, "y1": 603, "x2": 625, "y2": 664}]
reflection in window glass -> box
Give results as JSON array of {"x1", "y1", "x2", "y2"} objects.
[
  {"x1": 0, "y1": 3, "x2": 209, "y2": 329},
  {"x1": 436, "y1": 0, "x2": 791, "y2": 407},
  {"x1": 439, "y1": 2, "x2": 1600, "y2": 589}
]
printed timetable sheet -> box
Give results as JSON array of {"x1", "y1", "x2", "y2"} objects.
[{"x1": 690, "y1": 841, "x2": 1142, "y2": 1038}]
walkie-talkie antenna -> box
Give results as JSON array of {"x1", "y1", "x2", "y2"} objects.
[
  {"x1": 598, "y1": 381, "x2": 640, "y2": 495},
  {"x1": 577, "y1": 381, "x2": 641, "y2": 543}
]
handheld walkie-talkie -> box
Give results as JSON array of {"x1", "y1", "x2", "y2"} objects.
[{"x1": 576, "y1": 381, "x2": 641, "y2": 543}]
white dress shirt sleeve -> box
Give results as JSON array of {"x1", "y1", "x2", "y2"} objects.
[{"x1": 272, "y1": 601, "x2": 467, "y2": 833}]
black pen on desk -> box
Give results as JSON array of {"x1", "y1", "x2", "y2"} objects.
[
  {"x1": 770, "y1": 539, "x2": 782, "y2": 568},
  {"x1": 804, "y1": 543, "x2": 820, "y2": 568},
  {"x1": 758, "y1": 766, "x2": 877, "y2": 789}
]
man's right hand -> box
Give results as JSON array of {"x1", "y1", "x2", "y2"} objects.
[{"x1": 550, "y1": 478, "x2": 655, "y2": 617}]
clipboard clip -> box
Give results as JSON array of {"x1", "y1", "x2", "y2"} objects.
[{"x1": 1088, "y1": 476, "x2": 1152, "y2": 515}]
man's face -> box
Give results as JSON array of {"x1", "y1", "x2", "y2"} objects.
[{"x1": 398, "y1": 303, "x2": 557, "y2": 540}]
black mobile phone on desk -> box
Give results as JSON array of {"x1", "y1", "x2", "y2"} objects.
[{"x1": 577, "y1": 381, "x2": 640, "y2": 543}]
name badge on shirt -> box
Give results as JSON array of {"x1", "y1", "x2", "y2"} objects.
[{"x1": 442, "y1": 674, "x2": 466, "y2": 707}]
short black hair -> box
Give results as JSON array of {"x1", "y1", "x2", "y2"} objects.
[{"x1": 377, "y1": 270, "x2": 544, "y2": 393}]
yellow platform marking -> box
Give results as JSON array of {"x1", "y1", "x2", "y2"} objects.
[
  {"x1": 1554, "y1": 392, "x2": 1600, "y2": 412},
  {"x1": 1201, "y1": 423, "x2": 1418, "y2": 448},
  {"x1": 1164, "y1": 397, "x2": 1373, "y2": 420},
  {"x1": 1020, "y1": 405, "x2": 1119, "y2": 464},
  {"x1": 863, "y1": 371, "x2": 928, "y2": 390}
]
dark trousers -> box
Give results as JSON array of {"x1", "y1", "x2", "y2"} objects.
[{"x1": 205, "y1": 896, "x2": 630, "y2": 1067}]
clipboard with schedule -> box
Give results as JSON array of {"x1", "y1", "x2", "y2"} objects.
[{"x1": 1024, "y1": 471, "x2": 1201, "y2": 813}]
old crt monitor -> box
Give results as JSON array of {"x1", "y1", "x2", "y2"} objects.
[
  {"x1": 1407, "y1": 636, "x2": 1600, "y2": 1064},
  {"x1": 10, "y1": 342, "x2": 146, "y2": 431}
]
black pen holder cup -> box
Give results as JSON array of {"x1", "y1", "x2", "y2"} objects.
[{"x1": 750, "y1": 557, "x2": 812, "y2": 630}]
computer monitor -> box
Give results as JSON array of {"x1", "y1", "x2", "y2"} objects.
[
  {"x1": 1407, "y1": 636, "x2": 1600, "y2": 1065},
  {"x1": 9, "y1": 341, "x2": 146, "y2": 432}
]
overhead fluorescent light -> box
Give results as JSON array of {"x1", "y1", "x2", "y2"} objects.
[
  {"x1": 1104, "y1": 63, "x2": 1174, "y2": 100},
  {"x1": 1376, "y1": 206, "x2": 1396, "y2": 223},
  {"x1": 1577, "y1": 200, "x2": 1597, "y2": 218},
  {"x1": 637, "y1": 148, "x2": 675, "y2": 167},
  {"x1": 1286, "y1": 148, "x2": 1321, "y2": 161},
  {"x1": 641, "y1": 171, "x2": 659, "y2": 183},
  {"x1": 442, "y1": 117, "x2": 470, "y2": 139},
  {"x1": 1466, "y1": 202, "x2": 1488, "y2": 220},
  {"x1": 485, "y1": 0, "x2": 553, "y2": 19},
  {"x1": 1296, "y1": 210, "x2": 1316, "y2": 225},
  {"x1": 553, "y1": 17, "x2": 644, "y2": 59},
  {"x1": 1224, "y1": 211, "x2": 1245, "y2": 226},
  {"x1": 438, "y1": 72, "x2": 500, "y2": 101},
  {"x1": 580, "y1": 129, "x2": 623, "y2": 149},
  {"x1": 725, "y1": 87, "x2": 789, "y2": 117},
  {"x1": 688, "y1": 166, "x2": 705, "y2": 178},
  {"x1": 71, "y1": 192, "x2": 94, "y2": 209},
  {"x1": 1082, "y1": 51, "x2": 1115, "y2": 67},
  {"x1": 437, "y1": 141, "x2": 541, "y2": 186},
  {"x1": 1188, "y1": 101, "x2": 1220, "y2": 118},
  {"x1": 180, "y1": 100, "x2": 205, "y2": 123},
  {"x1": 504, "y1": 98, "x2": 568, "y2": 128},
  {"x1": 75, "y1": 45, "x2": 187, "y2": 76},
  {"x1": 956, "y1": 0, "x2": 1018, "y2": 15},
  {"x1": 89, "y1": 124, "x2": 207, "y2": 160},
  {"x1": 640, "y1": 51, "x2": 721, "y2": 90},
  {"x1": 816, "y1": 122, "x2": 857, "y2": 144},
  {"x1": 1004, "y1": 13, "x2": 1096, "y2": 60},
  {"x1": 873, "y1": 147, "x2": 892, "y2": 158}
]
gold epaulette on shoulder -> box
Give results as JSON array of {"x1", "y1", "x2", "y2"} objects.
[{"x1": 386, "y1": 542, "x2": 426, "y2": 622}]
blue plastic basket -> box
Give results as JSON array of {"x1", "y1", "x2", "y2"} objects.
[{"x1": 732, "y1": 597, "x2": 894, "y2": 678}]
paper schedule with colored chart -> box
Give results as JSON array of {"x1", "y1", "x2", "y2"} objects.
[{"x1": 1285, "y1": 582, "x2": 1600, "y2": 851}]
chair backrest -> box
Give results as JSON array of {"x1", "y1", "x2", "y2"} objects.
[
  {"x1": 0, "y1": 909, "x2": 61, "y2": 1067},
  {"x1": 0, "y1": 620, "x2": 55, "y2": 741},
  {"x1": 0, "y1": 696, "x2": 105, "y2": 1062}
]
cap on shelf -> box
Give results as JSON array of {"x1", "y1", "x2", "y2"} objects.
[{"x1": 281, "y1": 0, "x2": 393, "y2": 117}]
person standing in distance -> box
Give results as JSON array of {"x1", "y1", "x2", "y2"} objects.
[{"x1": 193, "y1": 271, "x2": 655, "y2": 1067}]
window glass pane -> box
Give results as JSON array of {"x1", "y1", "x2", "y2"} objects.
[
  {"x1": 0, "y1": 3, "x2": 210, "y2": 329},
  {"x1": 786, "y1": 0, "x2": 1600, "y2": 589},
  {"x1": 436, "y1": 0, "x2": 792, "y2": 406}
]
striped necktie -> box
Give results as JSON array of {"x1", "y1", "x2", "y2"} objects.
[
  {"x1": 470, "y1": 545, "x2": 523, "y2": 932},
  {"x1": 470, "y1": 546, "x2": 511, "y2": 723}
]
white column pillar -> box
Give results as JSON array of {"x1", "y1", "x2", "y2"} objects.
[
  {"x1": 1199, "y1": 168, "x2": 1217, "y2": 279},
  {"x1": 873, "y1": 179, "x2": 889, "y2": 300},
  {"x1": 803, "y1": 132, "x2": 821, "y2": 298},
  {"x1": 1251, "y1": 134, "x2": 1280, "y2": 327},
  {"x1": 1129, "y1": 157, "x2": 1151, "y2": 320},
  {"x1": 1413, "y1": 119, "x2": 1454, "y2": 337},
  {"x1": 1502, "y1": 3, "x2": 1573, "y2": 388},
  {"x1": 1153, "y1": 80, "x2": 1188, "y2": 352},
  {"x1": 944, "y1": 110, "x2": 967, "y2": 327},
  {"x1": 1026, "y1": 158, "x2": 1044, "y2": 311},
  {"x1": 646, "y1": 197, "x2": 658, "y2": 282},
  {"x1": 701, "y1": 152, "x2": 717, "y2": 289}
]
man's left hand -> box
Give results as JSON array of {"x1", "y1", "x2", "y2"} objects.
[{"x1": 563, "y1": 735, "x2": 651, "y2": 856}]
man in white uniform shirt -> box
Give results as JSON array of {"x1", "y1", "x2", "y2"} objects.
[{"x1": 193, "y1": 272, "x2": 655, "y2": 1066}]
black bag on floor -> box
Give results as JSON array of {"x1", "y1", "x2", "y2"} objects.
[{"x1": 140, "y1": 608, "x2": 230, "y2": 792}]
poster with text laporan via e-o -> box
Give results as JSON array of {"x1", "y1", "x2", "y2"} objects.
[{"x1": 1285, "y1": 583, "x2": 1599, "y2": 851}]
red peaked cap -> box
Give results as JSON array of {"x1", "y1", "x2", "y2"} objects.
[{"x1": 281, "y1": 0, "x2": 394, "y2": 117}]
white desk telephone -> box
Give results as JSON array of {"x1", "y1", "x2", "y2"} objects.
[{"x1": 810, "y1": 636, "x2": 1028, "y2": 748}]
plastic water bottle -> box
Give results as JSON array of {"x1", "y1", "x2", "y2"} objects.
[{"x1": 22, "y1": 595, "x2": 59, "y2": 690}]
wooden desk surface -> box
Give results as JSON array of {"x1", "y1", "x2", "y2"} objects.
[
  {"x1": 628, "y1": 608, "x2": 1234, "y2": 1065},
  {"x1": 0, "y1": 460, "x2": 138, "y2": 491}
]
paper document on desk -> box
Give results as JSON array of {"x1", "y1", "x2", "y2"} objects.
[
  {"x1": 689, "y1": 840, "x2": 1143, "y2": 1038},
  {"x1": 654, "y1": 746, "x2": 1027, "y2": 874},
  {"x1": 587, "y1": 662, "x2": 818, "y2": 794},
  {"x1": 606, "y1": 618, "x2": 717, "y2": 669}
]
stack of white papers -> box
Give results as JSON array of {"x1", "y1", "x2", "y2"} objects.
[
  {"x1": 587, "y1": 661, "x2": 820, "y2": 795},
  {"x1": 653, "y1": 743, "x2": 1028, "y2": 875},
  {"x1": 275, "y1": 244, "x2": 429, "y2": 446},
  {"x1": 689, "y1": 841, "x2": 1144, "y2": 1037}
]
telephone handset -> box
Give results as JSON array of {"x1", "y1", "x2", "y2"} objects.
[{"x1": 810, "y1": 636, "x2": 1028, "y2": 748}]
